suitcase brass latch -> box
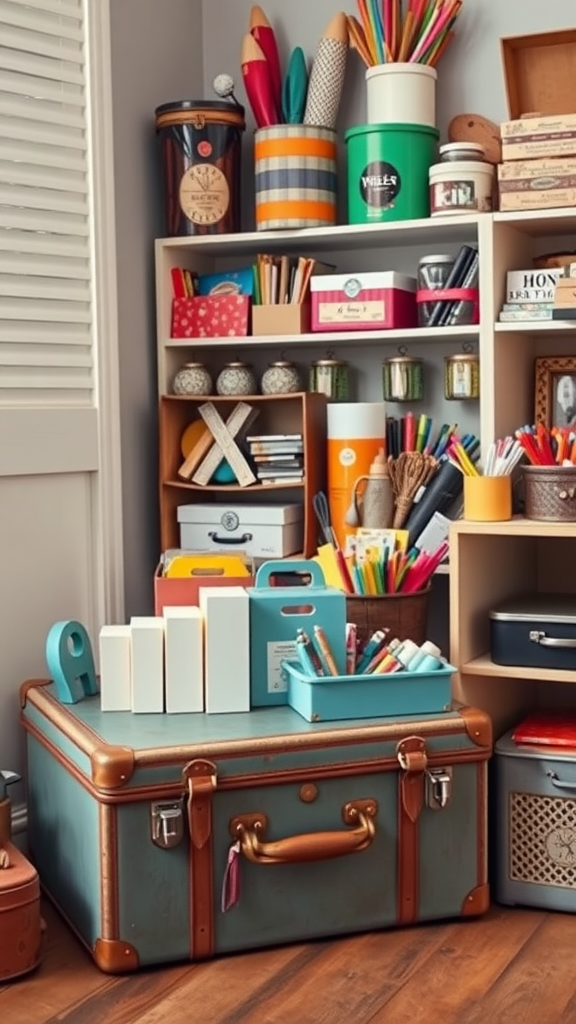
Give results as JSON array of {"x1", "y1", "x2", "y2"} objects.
[
  {"x1": 425, "y1": 767, "x2": 453, "y2": 810},
  {"x1": 150, "y1": 800, "x2": 184, "y2": 849}
]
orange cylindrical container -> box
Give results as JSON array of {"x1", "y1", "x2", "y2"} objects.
[
  {"x1": 327, "y1": 402, "x2": 386, "y2": 548},
  {"x1": 463, "y1": 475, "x2": 512, "y2": 522}
]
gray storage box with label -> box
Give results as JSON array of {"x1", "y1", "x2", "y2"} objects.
[
  {"x1": 494, "y1": 731, "x2": 576, "y2": 911},
  {"x1": 490, "y1": 594, "x2": 576, "y2": 671},
  {"x1": 177, "y1": 503, "x2": 303, "y2": 559}
]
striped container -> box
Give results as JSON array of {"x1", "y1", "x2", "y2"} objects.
[{"x1": 254, "y1": 125, "x2": 338, "y2": 231}]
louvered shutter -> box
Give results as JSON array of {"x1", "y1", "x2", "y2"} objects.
[{"x1": 0, "y1": 0, "x2": 92, "y2": 407}]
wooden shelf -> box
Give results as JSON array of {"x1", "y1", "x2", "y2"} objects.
[
  {"x1": 450, "y1": 516, "x2": 576, "y2": 538},
  {"x1": 156, "y1": 213, "x2": 480, "y2": 258},
  {"x1": 164, "y1": 479, "x2": 304, "y2": 493},
  {"x1": 494, "y1": 208, "x2": 576, "y2": 236},
  {"x1": 164, "y1": 324, "x2": 480, "y2": 350},
  {"x1": 462, "y1": 654, "x2": 576, "y2": 684},
  {"x1": 495, "y1": 320, "x2": 576, "y2": 333}
]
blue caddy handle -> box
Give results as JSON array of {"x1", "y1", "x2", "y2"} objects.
[
  {"x1": 45, "y1": 620, "x2": 99, "y2": 704},
  {"x1": 255, "y1": 559, "x2": 325, "y2": 589}
]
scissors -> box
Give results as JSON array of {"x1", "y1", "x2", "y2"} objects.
[{"x1": 313, "y1": 491, "x2": 336, "y2": 547}]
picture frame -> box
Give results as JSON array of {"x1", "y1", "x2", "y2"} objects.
[{"x1": 535, "y1": 356, "x2": 576, "y2": 428}]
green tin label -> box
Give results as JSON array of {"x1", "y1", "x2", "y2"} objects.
[{"x1": 360, "y1": 161, "x2": 401, "y2": 209}]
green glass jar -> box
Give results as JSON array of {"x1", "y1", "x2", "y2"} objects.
[
  {"x1": 309, "y1": 358, "x2": 350, "y2": 401},
  {"x1": 382, "y1": 356, "x2": 424, "y2": 402}
]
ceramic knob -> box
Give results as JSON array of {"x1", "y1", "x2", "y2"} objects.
[
  {"x1": 261, "y1": 360, "x2": 302, "y2": 395},
  {"x1": 216, "y1": 361, "x2": 257, "y2": 396},
  {"x1": 172, "y1": 362, "x2": 212, "y2": 396}
]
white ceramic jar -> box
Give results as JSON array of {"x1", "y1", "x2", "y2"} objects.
[
  {"x1": 172, "y1": 362, "x2": 212, "y2": 396},
  {"x1": 261, "y1": 361, "x2": 301, "y2": 395},
  {"x1": 216, "y1": 361, "x2": 257, "y2": 396}
]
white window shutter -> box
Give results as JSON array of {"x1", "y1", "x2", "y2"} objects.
[{"x1": 0, "y1": 0, "x2": 93, "y2": 406}]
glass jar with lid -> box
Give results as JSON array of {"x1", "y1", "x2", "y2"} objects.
[
  {"x1": 417, "y1": 254, "x2": 456, "y2": 327},
  {"x1": 444, "y1": 353, "x2": 480, "y2": 400},
  {"x1": 309, "y1": 358, "x2": 350, "y2": 401},
  {"x1": 439, "y1": 142, "x2": 486, "y2": 162}
]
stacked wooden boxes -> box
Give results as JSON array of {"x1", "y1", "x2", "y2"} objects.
[{"x1": 498, "y1": 30, "x2": 576, "y2": 212}]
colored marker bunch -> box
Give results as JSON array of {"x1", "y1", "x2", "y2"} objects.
[
  {"x1": 516, "y1": 425, "x2": 576, "y2": 467},
  {"x1": 348, "y1": 0, "x2": 463, "y2": 68},
  {"x1": 346, "y1": 538, "x2": 448, "y2": 595}
]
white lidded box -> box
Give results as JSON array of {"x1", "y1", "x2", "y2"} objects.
[{"x1": 177, "y1": 503, "x2": 304, "y2": 559}]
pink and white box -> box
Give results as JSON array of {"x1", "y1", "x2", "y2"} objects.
[{"x1": 310, "y1": 271, "x2": 417, "y2": 332}]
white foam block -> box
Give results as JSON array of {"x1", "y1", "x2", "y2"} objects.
[
  {"x1": 130, "y1": 617, "x2": 164, "y2": 713},
  {"x1": 199, "y1": 586, "x2": 250, "y2": 714},
  {"x1": 99, "y1": 624, "x2": 132, "y2": 712},
  {"x1": 163, "y1": 606, "x2": 204, "y2": 714}
]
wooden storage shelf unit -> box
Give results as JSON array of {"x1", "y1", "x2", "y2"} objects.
[
  {"x1": 449, "y1": 517, "x2": 576, "y2": 736},
  {"x1": 158, "y1": 391, "x2": 327, "y2": 555}
]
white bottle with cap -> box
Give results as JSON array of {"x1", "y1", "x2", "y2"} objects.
[{"x1": 394, "y1": 639, "x2": 422, "y2": 672}]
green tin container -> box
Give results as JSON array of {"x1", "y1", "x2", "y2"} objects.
[{"x1": 345, "y1": 123, "x2": 439, "y2": 224}]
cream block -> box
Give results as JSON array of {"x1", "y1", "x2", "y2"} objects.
[
  {"x1": 163, "y1": 606, "x2": 204, "y2": 714},
  {"x1": 130, "y1": 616, "x2": 164, "y2": 713},
  {"x1": 199, "y1": 586, "x2": 250, "y2": 714},
  {"x1": 99, "y1": 625, "x2": 131, "y2": 712}
]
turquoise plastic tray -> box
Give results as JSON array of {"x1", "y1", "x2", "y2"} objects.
[{"x1": 283, "y1": 661, "x2": 455, "y2": 723}]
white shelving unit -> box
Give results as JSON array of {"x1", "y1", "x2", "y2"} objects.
[{"x1": 155, "y1": 209, "x2": 576, "y2": 447}]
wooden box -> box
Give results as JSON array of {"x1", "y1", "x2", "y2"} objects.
[{"x1": 501, "y1": 29, "x2": 576, "y2": 120}]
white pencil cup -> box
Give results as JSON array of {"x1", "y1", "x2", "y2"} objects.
[{"x1": 366, "y1": 63, "x2": 437, "y2": 128}]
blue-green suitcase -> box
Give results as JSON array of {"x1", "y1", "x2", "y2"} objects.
[{"x1": 20, "y1": 679, "x2": 492, "y2": 973}]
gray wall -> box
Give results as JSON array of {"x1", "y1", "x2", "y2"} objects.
[{"x1": 110, "y1": 0, "x2": 204, "y2": 616}]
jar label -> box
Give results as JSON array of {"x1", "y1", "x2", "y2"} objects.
[
  {"x1": 360, "y1": 161, "x2": 401, "y2": 209},
  {"x1": 179, "y1": 163, "x2": 230, "y2": 226},
  {"x1": 431, "y1": 178, "x2": 484, "y2": 213},
  {"x1": 317, "y1": 300, "x2": 385, "y2": 324}
]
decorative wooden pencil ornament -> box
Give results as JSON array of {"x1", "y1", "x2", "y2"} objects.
[
  {"x1": 249, "y1": 5, "x2": 282, "y2": 113},
  {"x1": 304, "y1": 11, "x2": 349, "y2": 130},
  {"x1": 241, "y1": 33, "x2": 280, "y2": 129}
]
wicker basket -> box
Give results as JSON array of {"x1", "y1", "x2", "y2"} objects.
[
  {"x1": 523, "y1": 465, "x2": 576, "y2": 522},
  {"x1": 346, "y1": 587, "x2": 431, "y2": 646}
]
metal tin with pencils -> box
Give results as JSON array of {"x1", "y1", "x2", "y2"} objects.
[
  {"x1": 523, "y1": 465, "x2": 576, "y2": 523},
  {"x1": 444, "y1": 353, "x2": 480, "y2": 400},
  {"x1": 254, "y1": 125, "x2": 338, "y2": 231},
  {"x1": 383, "y1": 356, "x2": 424, "y2": 402}
]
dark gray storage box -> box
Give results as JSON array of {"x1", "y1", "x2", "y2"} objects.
[
  {"x1": 490, "y1": 594, "x2": 576, "y2": 671},
  {"x1": 494, "y1": 730, "x2": 576, "y2": 911}
]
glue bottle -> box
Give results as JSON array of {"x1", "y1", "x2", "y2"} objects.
[{"x1": 409, "y1": 641, "x2": 443, "y2": 673}]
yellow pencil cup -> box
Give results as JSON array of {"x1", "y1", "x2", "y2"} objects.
[{"x1": 463, "y1": 475, "x2": 512, "y2": 522}]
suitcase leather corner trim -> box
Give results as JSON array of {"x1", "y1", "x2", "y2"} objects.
[{"x1": 21, "y1": 679, "x2": 492, "y2": 972}]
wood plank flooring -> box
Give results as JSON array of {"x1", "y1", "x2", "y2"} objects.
[{"x1": 2, "y1": 901, "x2": 576, "y2": 1024}]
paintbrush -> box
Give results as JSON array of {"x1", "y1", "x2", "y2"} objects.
[
  {"x1": 249, "y1": 5, "x2": 282, "y2": 114},
  {"x1": 241, "y1": 33, "x2": 280, "y2": 128},
  {"x1": 303, "y1": 11, "x2": 349, "y2": 130}
]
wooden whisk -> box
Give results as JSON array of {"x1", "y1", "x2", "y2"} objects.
[{"x1": 388, "y1": 452, "x2": 438, "y2": 529}]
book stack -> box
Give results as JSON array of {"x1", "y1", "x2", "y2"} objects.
[
  {"x1": 498, "y1": 268, "x2": 564, "y2": 323},
  {"x1": 247, "y1": 433, "x2": 304, "y2": 486}
]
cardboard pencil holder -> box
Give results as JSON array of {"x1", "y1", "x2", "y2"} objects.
[
  {"x1": 464, "y1": 475, "x2": 512, "y2": 522},
  {"x1": 251, "y1": 303, "x2": 311, "y2": 337}
]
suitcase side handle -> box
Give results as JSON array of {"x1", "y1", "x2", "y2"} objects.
[
  {"x1": 530, "y1": 630, "x2": 576, "y2": 649},
  {"x1": 229, "y1": 799, "x2": 377, "y2": 865}
]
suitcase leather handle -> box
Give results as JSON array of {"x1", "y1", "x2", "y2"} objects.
[
  {"x1": 230, "y1": 800, "x2": 377, "y2": 865},
  {"x1": 529, "y1": 630, "x2": 576, "y2": 649}
]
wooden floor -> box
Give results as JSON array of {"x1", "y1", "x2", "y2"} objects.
[{"x1": 3, "y1": 901, "x2": 576, "y2": 1024}]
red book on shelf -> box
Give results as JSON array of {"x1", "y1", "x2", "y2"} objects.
[{"x1": 512, "y1": 712, "x2": 576, "y2": 748}]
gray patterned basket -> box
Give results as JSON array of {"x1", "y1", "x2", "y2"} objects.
[{"x1": 523, "y1": 465, "x2": 576, "y2": 522}]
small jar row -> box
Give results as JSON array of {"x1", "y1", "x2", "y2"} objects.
[
  {"x1": 172, "y1": 358, "x2": 351, "y2": 400},
  {"x1": 171, "y1": 352, "x2": 480, "y2": 402}
]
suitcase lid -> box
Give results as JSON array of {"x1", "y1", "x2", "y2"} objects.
[
  {"x1": 21, "y1": 681, "x2": 492, "y2": 795},
  {"x1": 177, "y1": 503, "x2": 304, "y2": 527},
  {"x1": 489, "y1": 593, "x2": 576, "y2": 623}
]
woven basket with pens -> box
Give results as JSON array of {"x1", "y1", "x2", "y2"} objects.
[{"x1": 346, "y1": 588, "x2": 431, "y2": 646}]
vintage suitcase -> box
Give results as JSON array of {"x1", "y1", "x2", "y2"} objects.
[
  {"x1": 0, "y1": 842, "x2": 43, "y2": 981},
  {"x1": 21, "y1": 679, "x2": 492, "y2": 973},
  {"x1": 490, "y1": 594, "x2": 576, "y2": 670},
  {"x1": 494, "y1": 725, "x2": 576, "y2": 911}
]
